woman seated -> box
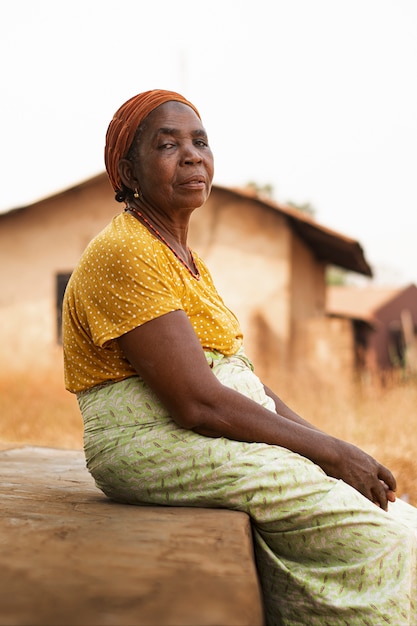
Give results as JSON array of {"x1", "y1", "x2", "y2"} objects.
[{"x1": 63, "y1": 89, "x2": 417, "y2": 626}]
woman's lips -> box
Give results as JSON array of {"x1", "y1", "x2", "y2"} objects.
[{"x1": 180, "y1": 177, "x2": 206, "y2": 189}]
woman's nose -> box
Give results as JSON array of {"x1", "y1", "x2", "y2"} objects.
[{"x1": 182, "y1": 143, "x2": 202, "y2": 164}]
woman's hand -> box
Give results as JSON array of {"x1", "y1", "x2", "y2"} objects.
[{"x1": 319, "y1": 439, "x2": 396, "y2": 511}]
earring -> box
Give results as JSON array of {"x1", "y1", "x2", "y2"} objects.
[{"x1": 134, "y1": 188, "x2": 140, "y2": 199}]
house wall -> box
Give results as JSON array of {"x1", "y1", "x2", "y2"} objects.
[
  {"x1": 290, "y1": 236, "x2": 326, "y2": 322},
  {"x1": 287, "y1": 236, "x2": 353, "y2": 386},
  {"x1": 292, "y1": 316, "x2": 356, "y2": 390},
  {"x1": 0, "y1": 176, "x2": 118, "y2": 372}
]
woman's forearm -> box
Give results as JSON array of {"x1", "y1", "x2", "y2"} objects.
[
  {"x1": 189, "y1": 384, "x2": 337, "y2": 469},
  {"x1": 188, "y1": 383, "x2": 395, "y2": 510},
  {"x1": 263, "y1": 384, "x2": 322, "y2": 431}
]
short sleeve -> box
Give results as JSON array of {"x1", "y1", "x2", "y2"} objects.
[{"x1": 72, "y1": 215, "x2": 184, "y2": 347}]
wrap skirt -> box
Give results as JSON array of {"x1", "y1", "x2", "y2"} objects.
[{"x1": 78, "y1": 349, "x2": 417, "y2": 625}]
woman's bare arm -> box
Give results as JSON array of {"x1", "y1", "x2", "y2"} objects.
[
  {"x1": 263, "y1": 385, "x2": 322, "y2": 431},
  {"x1": 117, "y1": 310, "x2": 396, "y2": 509}
]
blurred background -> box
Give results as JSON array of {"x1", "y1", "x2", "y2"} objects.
[{"x1": 1, "y1": 0, "x2": 416, "y2": 503}]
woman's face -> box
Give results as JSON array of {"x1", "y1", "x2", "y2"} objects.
[{"x1": 131, "y1": 101, "x2": 214, "y2": 214}]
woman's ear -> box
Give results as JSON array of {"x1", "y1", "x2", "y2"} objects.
[{"x1": 118, "y1": 158, "x2": 138, "y2": 190}]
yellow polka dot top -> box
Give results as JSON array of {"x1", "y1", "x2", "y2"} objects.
[{"x1": 63, "y1": 211, "x2": 243, "y2": 393}]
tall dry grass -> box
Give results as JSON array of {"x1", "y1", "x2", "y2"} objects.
[
  {"x1": 1, "y1": 366, "x2": 416, "y2": 505},
  {"x1": 280, "y1": 371, "x2": 417, "y2": 506},
  {"x1": 0, "y1": 367, "x2": 83, "y2": 451}
]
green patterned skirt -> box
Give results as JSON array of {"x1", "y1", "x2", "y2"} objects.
[{"x1": 78, "y1": 349, "x2": 417, "y2": 625}]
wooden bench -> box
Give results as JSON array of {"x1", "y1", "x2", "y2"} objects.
[{"x1": 0, "y1": 446, "x2": 264, "y2": 626}]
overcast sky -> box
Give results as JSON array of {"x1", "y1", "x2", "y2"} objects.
[{"x1": 1, "y1": 0, "x2": 416, "y2": 286}]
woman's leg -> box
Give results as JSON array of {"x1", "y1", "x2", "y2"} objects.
[{"x1": 79, "y1": 370, "x2": 417, "y2": 626}]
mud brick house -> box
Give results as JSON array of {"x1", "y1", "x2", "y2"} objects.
[{"x1": 0, "y1": 173, "x2": 373, "y2": 390}]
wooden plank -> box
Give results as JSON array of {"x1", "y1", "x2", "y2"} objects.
[{"x1": 0, "y1": 446, "x2": 264, "y2": 626}]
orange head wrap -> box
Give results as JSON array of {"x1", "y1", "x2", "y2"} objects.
[{"x1": 104, "y1": 89, "x2": 201, "y2": 193}]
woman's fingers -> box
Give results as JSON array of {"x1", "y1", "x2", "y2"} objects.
[
  {"x1": 372, "y1": 479, "x2": 397, "y2": 510},
  {"x1": 379, "y1": 479, "x2": 396, "y2": 503},
  {"x1": 371, "y1": 479, "x2": 389, "y2": 511},
  {"x1": 378, "y1": 465, "x2": 397, "y2": 493}
]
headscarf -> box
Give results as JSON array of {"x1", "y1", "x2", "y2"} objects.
[{"x1": 104, "y1": 89, "x2": 201, "y2": 193}]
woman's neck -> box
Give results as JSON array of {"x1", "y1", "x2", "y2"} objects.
[
  {"x1": 128, "y1": 198, "x2": 189, "y2": 247},
  {"x1": 125, "y1": 202, "x2": 200, "y2": 280}
]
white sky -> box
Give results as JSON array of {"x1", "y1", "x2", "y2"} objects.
[{"x1": 1, "y1": 0, "x2": 416, "y2": 286}]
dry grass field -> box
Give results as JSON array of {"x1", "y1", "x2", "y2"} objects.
[
  {"x1": 0, "y1": 367, "x2": 83, "y2": 451},
  {"x1": 1, "y1": 366, "x2": 416, "y2": 506}
]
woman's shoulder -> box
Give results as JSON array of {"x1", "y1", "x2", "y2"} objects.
[{"x1": 85, "y1": 211, "x2": 151, "y2": 255}]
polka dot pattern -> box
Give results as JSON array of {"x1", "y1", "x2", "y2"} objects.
[{"x1": 63, "y1": 212, "x2": 243, "y2": 393}]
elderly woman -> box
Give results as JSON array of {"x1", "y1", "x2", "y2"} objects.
[{"x1": 63, "y1": 89, "x2": 417, "y2": 625}]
